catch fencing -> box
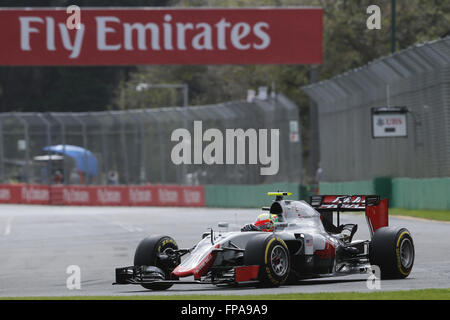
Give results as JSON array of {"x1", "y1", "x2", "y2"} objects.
[
  {"x1": 302, "y1": 36, "x2": 450, "y2": 182},
  {"x1": 0, "y1": 93, "x2": 302, "y2": 186}
]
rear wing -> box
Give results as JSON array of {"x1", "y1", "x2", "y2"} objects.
[
  {"x1": 309, "y1": 195, "x2": 388, "y2": 237},
  {"x1": 310, "y1": 195, "x2": 380, "y2": 211}
]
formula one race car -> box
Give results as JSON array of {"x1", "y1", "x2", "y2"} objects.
[{"x1": 113, "y1": 192, "x2": 415, "y2": 290}]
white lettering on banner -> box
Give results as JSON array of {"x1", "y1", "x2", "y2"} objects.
[
  {"x1": 63, "y1": 189, "x2": 89, "y2": 203},
  {"x1": 96, "y1": 16, "x2": 121, "y2": 51},
  {"x1": 97, "y1": 189, "x2": 121, "y2": 203},
  {"x1": 159, "y1": 189, "x2": 179, "y2": 203},
  {"x1": 124, "y1": 22, "x2": 161, "y2": 51},
  {"x1": 19, "y1": 17, "x2": 43, "y2": 51},
  {"x1": 183, "y1": 190, "x2": 201, "y2": 204},
  {"x1": 58, "y1": 23, "x2": 85, "y2": 58},
  {"x1": 129, "y1": 188, "x2": 152, "y2": 203},
  {"x1": 19, "y1": 17, "x2": 85, "y2": 58},
  {"x1": 0, "y1": 188, "x2": 11, "y2": 201},
  {"x1": 21, "y1": 186, "x2": 49, "y2": 202},
  {"x1": 97, "y1": 15, "x2": 270, "y2": 52},
  {"x1": 19, "y1": 14, "x2": 270, "y2": 57}
]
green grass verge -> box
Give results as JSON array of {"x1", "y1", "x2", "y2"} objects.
[
  {"x1": 2, "y1": 289, "x2": 450, "y2": 300},
  {"x1": 389, "y1": 208, "x2": 450, "y2": 221}
]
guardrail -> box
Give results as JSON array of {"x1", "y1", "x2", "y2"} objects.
[{"x1": 0, "y1": 184, "x2": 205, "y2": 207}]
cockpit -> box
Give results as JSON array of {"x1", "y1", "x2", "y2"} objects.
[{"x1": 271, "y1": 199, "x2": 325, "y2": 233}]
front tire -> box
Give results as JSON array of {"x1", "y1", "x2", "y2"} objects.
[
  {"x1": 369, "y1": 227, "x2": 414, "y2": 279},
  {"x1": 134, "y1": 235, "x2": 179, "y2": 290},
  {"x1": 244, "y1": 234, "x2": 291, "y2": 287}
]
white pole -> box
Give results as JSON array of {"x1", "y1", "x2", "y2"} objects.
[{"x1": 386, "y1": 84, "x2": 391, "y2": 108}]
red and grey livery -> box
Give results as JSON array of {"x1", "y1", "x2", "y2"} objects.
[
  {"x1": 113, "y1": 192, "x2": 414, "y2": 290},
  {"x1": 310, "y1": 195, "x2": 389, "y2": 236}
]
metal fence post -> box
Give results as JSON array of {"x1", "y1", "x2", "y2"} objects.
[
  {"x1": 182, "y1": 84, "x2": 189, "y2": 108},
  {"x1": 0, "y1": 115, "x2": 5, "y2": 183},
  {"x1": 309, "y1": 66, "x2": 320, "y2": 185},
  {"x1": 13, "y1": 113, "x2": 30, "y2": 183},
  {"x1": 100, "y1": 114, "x2": 108, "y2": 185},
  {"x1": 37, "y1": 113, "x2": 52, "y2": 185},
  {"x1": 71, "y1": 113, "x2": 89, "y2": 185},
  {"x1": 109, "y1": 111, "x2": 129, "y2": 185},
  {"x1": 145, "y1": 110, "x2": 166, "y2": 183},
  {"x1": 50, "y1": 113, "x2": 66, "y2": 184},
  {"x1": 128, "y1": 110, "x2": 146, "y2": 184}
]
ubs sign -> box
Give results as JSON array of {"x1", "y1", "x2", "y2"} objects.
[{"x1": 371, "y1": 107, "x2": 408, "y2": 138}]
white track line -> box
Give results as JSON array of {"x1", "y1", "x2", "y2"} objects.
[{"x1": 4, "y1": 217, "x2": 13, "y2": 236}]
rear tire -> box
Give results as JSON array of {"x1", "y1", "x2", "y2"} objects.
[
  {"x1": 244, "y1": 234, "x2": 290, "y2": 287},
  {"x1": 134, "y1": 235, "x2": 179, "y2": 290},
  {"x1": 369, "y1": 227, "x2": 414, "y2": 279}
]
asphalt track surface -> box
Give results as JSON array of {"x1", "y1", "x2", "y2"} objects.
[{"x1": 0, "y1": 204, "x2": 449, "y2": 297}]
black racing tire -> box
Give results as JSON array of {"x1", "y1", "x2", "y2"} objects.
[
  {"x1": 134, "y1": 235, "x2": 179, "y2": 290},
  {"x1": 244, "y1": 234, "x2": 291, "y2": 287},
  {"x1": 369, "y1": 227, "x2": 414, "y2": 279}
]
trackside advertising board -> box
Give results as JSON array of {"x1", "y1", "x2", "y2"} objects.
[
  {"x1": 0, "y1": 7, "x2": 322, "y2": 65},
  {"x1": 371, "y1": 107, "x2": 408, "y2": 138},
  {"x1": 0, "y1": 184, "x2": 205, "y2": 207}
]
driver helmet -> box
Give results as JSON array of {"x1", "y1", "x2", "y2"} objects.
[{"x1": 254, "y1": 213, "x2": 279, "y2": 232}]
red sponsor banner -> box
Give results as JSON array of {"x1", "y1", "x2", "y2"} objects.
[
  {"x1": 128, "y1": 185, "x2": 157, "y2": 206},
  {"x1": 94, "y1": 186, "x2": 125, "y2": 206},
  {"x1": 0, "y1": 7, "x2": 322, "y2": 65},
  {"x1": 157, "y1": 185, "x2": 182, "y2": 206},
  {"x1": 53, "y1": 185, "x2": 93, "y2": 206},
  {"x1": 0, "y1": 184, "x2": 205, "y2": 207},
  {"x1": 0, "y1": 184, "x2": 21, "y2": 204},
  {"x1": 181, "y1": 186, "x2": 205, "y2": 207},
  {"x1": 20, "y1": 184, "x2": 51, "y2": 204}
]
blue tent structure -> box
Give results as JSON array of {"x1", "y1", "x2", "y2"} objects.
[{"x1": 43, "y1": 145, "x2": 98, "y2": 176}]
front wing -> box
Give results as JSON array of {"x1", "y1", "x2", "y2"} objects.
[{"x1": 113, "y1": 265, "x2": 260, "y2": 286}]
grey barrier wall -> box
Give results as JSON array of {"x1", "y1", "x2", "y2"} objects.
[
  {"x1": 0, "y1": 93, "x2": 302, "y2": 185},
  {"x1": 302, "y1": 37, "x2": 450, "y2": 182}
]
